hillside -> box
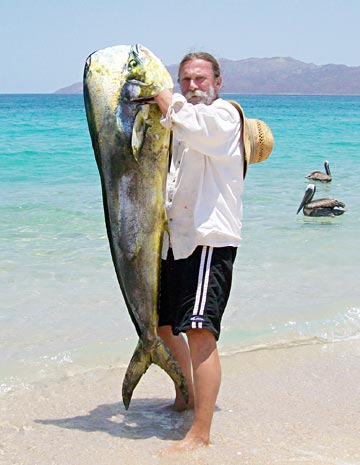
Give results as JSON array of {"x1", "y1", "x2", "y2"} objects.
[{"x1": 55, "y1": 57, "x2": 360, "y2": 95}]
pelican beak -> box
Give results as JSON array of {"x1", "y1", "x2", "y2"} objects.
[
  {"x1": 296, "y1": 185, "x2": 315, "y2": 214},
  {"x1": 296, "y1": 196, "x2": 306, "y2": 214}
]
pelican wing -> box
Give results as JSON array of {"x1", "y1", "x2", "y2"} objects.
[
  {"x1": 309, "y1": 198, "x2": 345, "y2": 209},
  {"x1": 306, "y1": 172, "x2": 331, "y2": 181}
]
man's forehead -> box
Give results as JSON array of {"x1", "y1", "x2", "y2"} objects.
[{"x1": 179, "y1": 59, "x2": 213, "y2": 77}]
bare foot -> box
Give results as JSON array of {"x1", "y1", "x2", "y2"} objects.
[
  {"x1": 159, "y1": 399, "x2": 194, "y2": 413},
  {"x1": 155, "y1": 434, "x2": 209, "y2": 456},
  {"x1": 173, "y1": 397, "x2": 195, "y2": 412}
]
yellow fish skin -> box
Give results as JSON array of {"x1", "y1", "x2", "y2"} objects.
[{"x1": 83, "y1": 44, "x2": 188, "y2": 409}]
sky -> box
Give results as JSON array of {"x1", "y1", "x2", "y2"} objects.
[{"x1": 2, "y1": 0, "x2": 360, "y2": 93}]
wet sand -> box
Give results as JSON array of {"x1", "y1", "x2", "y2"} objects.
[{"x1": 1, "y1": 339, "x2": 360, "y2": 465}]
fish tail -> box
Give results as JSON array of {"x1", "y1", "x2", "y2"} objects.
[
  {"x1": 122, "y1": 337, "x2": 189, "y2": 410},
  {"x1": 122, "y1": 340, "x2": 152, "y2": 410},
  {"x1": 152, "y1": 337, "x2": 189, "y2": 404}
]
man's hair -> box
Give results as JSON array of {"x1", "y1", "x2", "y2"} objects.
[{"x1": 178, "y1": 52, "x2": 221, "y2": 80}]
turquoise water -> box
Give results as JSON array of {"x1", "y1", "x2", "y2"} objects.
[{"x1": 1, "y1": 94, "x2": 360, "y2": 392}]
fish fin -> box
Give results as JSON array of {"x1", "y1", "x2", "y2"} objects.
[
  {"x1": 122, "y1": 337, "x2": 189, "y2": 410},
  {"x1": 131, "y1": 105, "x2": 150, "y2": 161},
  {"x1": 122, "y1": 339, "x2": 152, "y2": 410}
]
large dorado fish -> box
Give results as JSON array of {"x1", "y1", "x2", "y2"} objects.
[{"x1": 83, "y1": 44, "x2": 188, "y2": 409}]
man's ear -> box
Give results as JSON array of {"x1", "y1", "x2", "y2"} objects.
[{"x1": 215, "y1": 75, "x2": 222, "y2": 92}]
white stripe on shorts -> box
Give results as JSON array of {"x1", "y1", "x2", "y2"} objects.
[{"x1": 192, "y1": 246, "x2": 213, "y2": 329}]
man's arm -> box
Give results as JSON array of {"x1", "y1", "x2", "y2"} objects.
[{"x1": 154, "y1": 89, "x2": 173, "y2": 116}]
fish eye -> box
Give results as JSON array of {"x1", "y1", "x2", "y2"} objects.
[{"x1": 127, "y1": 59, "x2": 138, "y2": 70}]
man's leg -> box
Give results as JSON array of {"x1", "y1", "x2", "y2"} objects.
[
  {"x1": 158, "y1": 328, "x2": 221, "y2": 454},
  {"x1": 158, "y1": 325, "x2": 195, "y2": 410},
  {"x1": 183, "y1": 328, "x2": 221, "y2": 446}
]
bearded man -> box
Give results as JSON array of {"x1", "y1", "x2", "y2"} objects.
[{"x1": 154, "y1": 52, "x2": 244, "y2": 453}]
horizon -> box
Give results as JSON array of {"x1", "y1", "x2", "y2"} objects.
[{"x1": 2, "y1": 55, "x2": 360, "y2": 95}]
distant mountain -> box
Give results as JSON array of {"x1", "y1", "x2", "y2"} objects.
[
  {"x1": 56, "y1": 82, "x2": 83, "y2": 94},
  {"x1": 55, "y1": 57, "x2": 360, "y2": 95}
]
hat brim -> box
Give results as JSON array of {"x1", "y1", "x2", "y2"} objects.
[{"x1": 228, "y1": 100, "x2": 274, "y2": 178}]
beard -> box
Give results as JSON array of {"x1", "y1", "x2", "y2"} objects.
[{"x1": 184, "y1": 87, "x2": 217, "y2": 105}]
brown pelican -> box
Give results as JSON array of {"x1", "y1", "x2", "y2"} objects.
[
  {"x1": 306, "y1": 160, "x2": 332, "y2": 182},
  {"x1": 297, "y1": 184, "x2": 346, "y2": 216}
]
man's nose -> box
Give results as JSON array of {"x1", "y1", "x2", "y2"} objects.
[{"x1": 188, "y1": 79, "x2": 198, "y2": 90}]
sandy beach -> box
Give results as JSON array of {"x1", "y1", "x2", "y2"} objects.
[{"x1": 1, "y1": 339, "x2": 360, "y2": 465}]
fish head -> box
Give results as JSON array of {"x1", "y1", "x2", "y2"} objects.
[
  {"x1": 84, "y1": 43, "x2": 172, "y2": 117},
  {"x1": 83, "y1": 45, "x2": 172, "y2": 161},
  {"x1": 83, "y1": 43, "x2": 173, "y2": 120},
  {"x1": 123, "y1": 44, "x2": 173, "y2": 102}
]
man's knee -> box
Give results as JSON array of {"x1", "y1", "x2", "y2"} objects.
[
  {"x1": 186, "y1": 328, "x2": 217, "y2": 354},
  {"x1": 158, "y1": 325, "x2": 172, "y2": 337}
]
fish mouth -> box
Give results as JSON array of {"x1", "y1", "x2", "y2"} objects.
[
  {"x1": 124, "y1": 79, "x2": 158, "y2": 103},
  {"x1": 124, "y1": 95, "x2": 157, "y2": 104},
  {"x1": 126, "y1": 79, "x2": 148, "y2": 87}
]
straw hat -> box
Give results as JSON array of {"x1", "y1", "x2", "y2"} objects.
[{"x1": 228, "y1": 100, "x2": 274, "y2": 179}]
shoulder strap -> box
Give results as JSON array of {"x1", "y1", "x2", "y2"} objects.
[
  {"x1": 167, "y1": 131, "x2": 173, "y2": 172},
  {"x1": 227, "y1": 100, "x2": 247, "y2": 179}
]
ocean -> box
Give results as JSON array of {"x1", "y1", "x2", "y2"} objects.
[{"x1": 1, "y1": 93, "x2": 360, "y2": 394}]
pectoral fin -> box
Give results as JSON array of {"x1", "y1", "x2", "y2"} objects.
[{"x1": 131, "y1": 105, "x2": 150, "y2": 161}]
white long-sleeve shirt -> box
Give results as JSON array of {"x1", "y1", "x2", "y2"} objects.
[{"x1": 160, "y1": 93, "x2": 244, "y2": 260}]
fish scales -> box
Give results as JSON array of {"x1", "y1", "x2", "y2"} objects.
[{"x1": 83, "y1": 44, "x2": 189, "y2": 409}]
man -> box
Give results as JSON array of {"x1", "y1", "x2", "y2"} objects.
[{"x1": 154, "y1": 52, "x2": 244, "y2": 453}]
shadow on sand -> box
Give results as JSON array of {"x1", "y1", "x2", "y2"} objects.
[{"x1": 34, "y1": 398, "x2": 195, "y2": 441}]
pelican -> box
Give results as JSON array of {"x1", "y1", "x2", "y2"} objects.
[
  {"x1": 297, "y1": 184, "x2": 346, "y2": 216},
  {"x1": 306, "y1": 160, "x2": 332, "y2": 182}
]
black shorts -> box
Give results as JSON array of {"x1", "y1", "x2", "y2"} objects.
[{"x1": 158, "y1": 245, "x2": 237, "y2": 340}]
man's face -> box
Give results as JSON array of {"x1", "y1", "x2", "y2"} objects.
[{"x1": 178, "y1": 59, "x2": 222, "y2": 105}]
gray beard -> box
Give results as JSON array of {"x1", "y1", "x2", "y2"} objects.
[{"x1": 184, "y1": 87, "x2": 217, "y2": 105}]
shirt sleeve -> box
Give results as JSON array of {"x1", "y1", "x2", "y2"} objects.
[{"x1": 160, "y1": 93, "x2": 241, "y2": 158}]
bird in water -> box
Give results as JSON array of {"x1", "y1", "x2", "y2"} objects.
[
  {"x1": 297, "y1": 184, "x2": 346, "y2": 217},
  {"x1": 306, "y1": 160, "x2": 332, "y2": 182}
]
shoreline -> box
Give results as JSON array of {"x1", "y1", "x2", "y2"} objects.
[{"x1": 1, "y1": 339, "x2": 360, "y2": 464}]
